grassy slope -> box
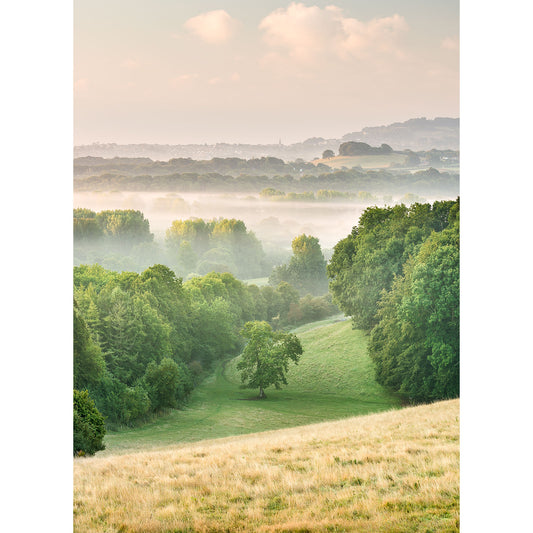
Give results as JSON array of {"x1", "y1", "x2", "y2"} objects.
[
  {"x1": 103, "y1": 320, "x2": 400, "y2": 455},
  {"x1": 74, "y1": 399, "x2": 460, "y2": 532}
]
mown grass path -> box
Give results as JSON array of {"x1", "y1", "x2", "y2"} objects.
[{"x1": 103, "y1": 320, "x2": 400, "y2": 455}]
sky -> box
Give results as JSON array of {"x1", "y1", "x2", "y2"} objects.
[{"x1": 74, "y1": 0, "x2": 459, "y2": 145}]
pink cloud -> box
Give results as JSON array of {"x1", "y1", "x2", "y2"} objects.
[
  {"x1": 184, "y1": 10, "x2": 239, "y2": 44},
  {"x1": 259, "y1": 3, "x2": 408, "y2": 64}
]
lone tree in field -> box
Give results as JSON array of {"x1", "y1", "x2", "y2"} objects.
[{"x1": 237, "y1": 321, "x2": 303, "y2": 399}]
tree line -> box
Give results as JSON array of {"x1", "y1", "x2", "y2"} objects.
[
  {"x1": 74, "y1": 261, "x2": 337, "y2": 446},
  {"x1": 73, "y1": 167, "x2": 459, "y2": 197},
  {"x1": 74, "y1": 210, "x2": 336, "y2": 291},
  {"x1": 259, "y1": 188, "x2": 380, "y2": 203},
  {"x1": 74, "y1": 155, "x2": 327, "y2": 179},
  {"x1": 74, "y1": 146, "x2": 458, "y2": 180},
  {"x1": 74, "y1": 211, "x2": 272, "y2": 279},
  {"x1": 74, "y1": 198, "x2": 459, "y2": 454},
  {"x1": 328, "y1": 198, "x2": 459, "y2": 403}
]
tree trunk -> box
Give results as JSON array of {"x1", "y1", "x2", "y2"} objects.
[{"x1": 259, "y1": 386, "x2": 266, "y2": 399}]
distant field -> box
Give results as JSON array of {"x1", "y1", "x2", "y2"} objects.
[
  {"x1": 74, "y1": 399, "x2": 459, "y2": 532},
  {"x1": 102, "y1": 320, "x2": 400, "y2": 455},
  {"x1": 315, "y1": 153, "x2": 408, "y2": 169}
]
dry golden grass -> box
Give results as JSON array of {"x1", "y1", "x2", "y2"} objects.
[{"x1": 74, "y1": 399, "x2": 459, "y2": 532}]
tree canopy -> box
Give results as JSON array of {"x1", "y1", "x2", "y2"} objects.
[
  {"x1": 269, "y1": 234, "x2": 328, "y2": 296},
  {"x1": 237, "y1": 321, "x2": 303, "y2": 399},
  {"x1": 368, "y1": 221, "x2": 459, "y2": 402},
  {"x1": 328, "y1": 198, "x2": 460, "y2": 403},
  {"x1": 74, "y1": 299, "x2": 105, "y2": 390},
  {"x1": 74, "y1": 262, "x2": 331, "y2": 427},
  {"x1": 328, "y1": 199, "x2": 458, "y2": 330},
  {"x1": 73, "y1": 389, "x2": 106, "y2": 456},
  {"x1": 165, "y1": 217, "x2": 267, "y2": 279}
]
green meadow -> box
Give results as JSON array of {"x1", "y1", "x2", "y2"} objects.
[{"x1": 102, "y1": 320, "x2": 400, "y2": 455}]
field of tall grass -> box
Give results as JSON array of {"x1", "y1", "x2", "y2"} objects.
[{"x1": 74, "y1": 399, "x2": 459, "y2": 532}]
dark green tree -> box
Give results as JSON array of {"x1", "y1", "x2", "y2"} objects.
[
  {"x1": 368, "y1": 222, "x2": 459, "y2": 402},
  {"x1": 189, "y1": 298, "x2": 240, "y2": 368},
  {"x1": 143, "y1": 357, "x2": 193, "y2": 411},
  {"x1": 73, "y1": 389, "x2": 106, "y2": 456},
  {"x1": 236, "y1": 321, "x2": 302, "y2": 398},
  {"x1": 338, "y1": 141, "x2": 372, "y2": 156},
  {"x1": 74, "y1": 300, "x2": 105, "y2": 390},
  {"x1": 328, "y1": 200, "x2": 458, "y2": 330},
  {"x1": 97, "y1": 286, "x2": 173, "y2": 386},
  {"x1": 138, "y1": 264, "x2": 192, "y2": 362}
]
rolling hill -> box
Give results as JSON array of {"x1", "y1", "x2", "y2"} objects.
[
  {"x1": 102, "y1": 320, "x2": 400, "y2": 455},
  {"x1": 74, "y1": 399, "x2": 459, "y2": 532}
]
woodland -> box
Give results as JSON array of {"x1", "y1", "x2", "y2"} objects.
[{"x1": 74, "y1": 196, "x2": 459, "y2": 456}]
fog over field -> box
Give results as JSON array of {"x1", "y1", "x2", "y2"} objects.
[
  {"x1": 73, "y1": 191, "x2": 365, "y2": 249},
  {"x1": 73, "y1": 191, "x2": 450, "y2": 251}
]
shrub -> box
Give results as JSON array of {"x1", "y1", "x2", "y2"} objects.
[
  {"x1": 73, "y1": 389, "x2": 106, "y2": 456},
  {"x1": 143, "y1": 358, "x2": 193, "y2": 411}
]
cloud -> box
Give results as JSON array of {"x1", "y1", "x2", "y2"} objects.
[
  {"x1": 441, "y1": 36, "x2": 459, "y2": 51},
  {"x1": 259, "y1": 3, "x2": 408, "y2": 64},
  {"x1": 184, "y1": 10, "x2": 239, "y2": 44}
]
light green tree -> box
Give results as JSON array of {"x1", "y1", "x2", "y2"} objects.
[{"x1": 237, "y1": 321, "x2": 302, "y2": 399}]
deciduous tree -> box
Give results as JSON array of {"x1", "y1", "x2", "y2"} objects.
[
  {"x1": 237, "y1": 321, "x2": 302, "y2": 399},
  {"x1": 269, "y1": 235, "x2": 328, "y2": 296}
]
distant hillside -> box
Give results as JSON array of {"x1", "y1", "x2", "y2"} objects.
[
  {"x1": 313, "y1": 153, "x2": 408, "y2": 169},
  {"x1": 74, "y1": 399, "x2": 459, "y2": 532},
  {"x1": 74, "y1": 117, "x2": 459, "y2": 161},
  {"x1": 342, "y1": 117, "x2": 459, "y2": 152}
]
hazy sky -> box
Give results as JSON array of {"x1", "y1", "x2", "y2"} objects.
[{"x1": 74, "y1": 0, "x2": 459, "y2": 145}]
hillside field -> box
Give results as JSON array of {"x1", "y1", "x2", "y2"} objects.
[
  {"x1": 314, "y1": 153, "x2": 408, "y2": 169},
  {"x1": 102, "y1": 320, "x2": 400, "y2": 455},
  {"x1": 74, "y1": 399, "x2": 459, "y2": 532}
]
